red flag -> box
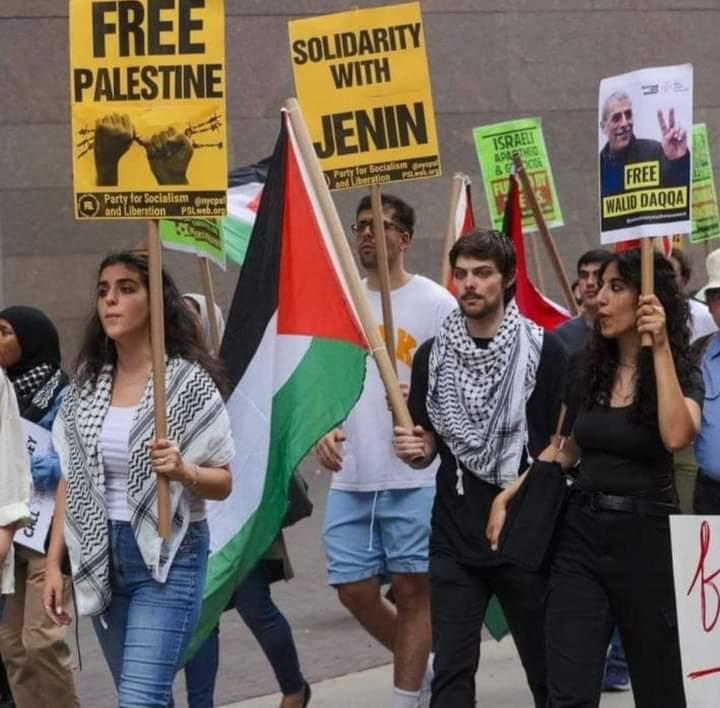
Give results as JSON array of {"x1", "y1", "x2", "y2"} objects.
[{"x1": 502, "y1": 175, "x2": 570, "y2": 330}]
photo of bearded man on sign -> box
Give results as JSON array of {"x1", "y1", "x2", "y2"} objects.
[{"x1": 599, "y1": 91, "x2": 690, "y2": 197}]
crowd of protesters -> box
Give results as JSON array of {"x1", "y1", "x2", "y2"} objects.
[{"x1": 0, "y1": 192, "x2": 718, "y2": 708}]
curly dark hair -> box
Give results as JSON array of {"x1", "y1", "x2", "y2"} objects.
[
  {"x1": 76, "y1": 251, "x2": 226, "y2": 393},
  {"x1": 583, "y1": 249, "x2": 693, "y2": 426}
]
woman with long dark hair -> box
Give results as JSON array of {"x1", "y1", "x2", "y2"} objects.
[
  {"x1": 0, "y1": 306, "x2": 79, "y2": 707},
  {"x1": 488, "y1": 249, "x2": 702, "y2": 707},
  {"x1": 42, "y1": 251, "x2": 235, "y2": 707}
]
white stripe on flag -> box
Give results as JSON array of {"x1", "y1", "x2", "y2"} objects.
[{"x1": 207, "y1": 313, "x2": 311, "y2": 552}]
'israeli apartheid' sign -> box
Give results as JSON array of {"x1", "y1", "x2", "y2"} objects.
[
  {"x1": 473, "y1": 117, "x2": 563, "y2": 234},
  {"x1": 691, "y1": 124, "x2": 720, "y2": 244},
  {"x1": 671, "y1": 515, "x2": 720, "y2": 708},
  {"x1": 288, "y1": 2, "x2": 441, "y2": 190},
  {"x1": 598, "y1": 64, "x2": 693, "y2": 244},
  {"x1": 70, "y1": 0, "x2": 228, "y2": 219}
]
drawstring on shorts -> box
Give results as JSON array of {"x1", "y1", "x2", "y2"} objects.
[{"x1": 367, "y1": 491, "x2": 379, "y2": 551}]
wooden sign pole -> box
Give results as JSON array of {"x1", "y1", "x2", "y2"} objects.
[
  {"x1": 198, "y1": 256, "x2": 221, "y2": 354},
  {"x1": 440, "y1": 173, "x2": 465, "y2": 287},
  {"x1": 512, "y1": 153, "x2": 578, "y2": 315},
  {"x1": 147, "y1": 221, "x2": 171, "y2": 540},
  {"x1": 285, "y1": 98, "x2": 412, "y2": 429},
  {"x1": 369, "y1": 184, "x2": 397, "y2": 374},
  {"x1": 641, "y1": 237, "x2": 655, "y2": 348}
]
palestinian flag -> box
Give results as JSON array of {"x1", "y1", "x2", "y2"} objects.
[
  {"x1": 186, "y1": 111, "x2": 368, "y2": 657},
  {"x1": 224, "y1": 159, "x2": 270, "y2": 265},
  {"x1": 503, "y1": 174, "x2": 570, "y2": 330},
  {"x1": 158, "y1": 159, "x2": 268, "y2": 268}
]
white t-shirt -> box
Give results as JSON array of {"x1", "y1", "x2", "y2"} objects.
[
  {"x1": 331, "y1": 275, "x2": 457, "y2": 492},
  {"x1": 99, "y1": 406, "x2": 207, "y2": 522},
  {"x1": 689, "y1": 297, "x2": 717, "y2": 342}
]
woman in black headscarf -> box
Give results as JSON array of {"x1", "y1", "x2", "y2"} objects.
[
  {"x1": 0, "y1": 306, "x2": 68, "y2": 431},
  {"x1": 0, "y1": 306, "x2": 79, "y2": 708}
]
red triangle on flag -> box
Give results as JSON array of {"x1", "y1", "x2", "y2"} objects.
[
  {"x1": 504, "y1": 175, "x2": 570, "y2": 331},
  {"x1": 277, "y1": 123, "x2": 367, "y2": 350}
]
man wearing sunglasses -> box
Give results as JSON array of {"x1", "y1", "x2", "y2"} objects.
[{"x1": 316, "y1": 193, "x2": 456, "y2": 708}]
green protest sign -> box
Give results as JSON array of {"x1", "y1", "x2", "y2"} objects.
[
  {"x1": 159, "y1": 219, "x2": 226, "y2": 269},
  {"x1": 690, "y1": 124, "x2": 720, "y2": 244},
  {"x1": 473, "y1": 117, "x2": 563, "y2": 233}
]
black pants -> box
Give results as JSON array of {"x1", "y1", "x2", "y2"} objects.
[
  {"x1": 694, "y1": 472, "x2": 720, "y2": 514},
  {"x1": 429, "y1": 553, "x2": 548, "y2": 707},
  {"x1": 546, "y1": 492, "x2": 685, "y2": 708}
]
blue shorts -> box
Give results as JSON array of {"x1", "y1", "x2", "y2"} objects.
[{"x1": 323, "y1": 487, "x2": 435, "y2": 586}]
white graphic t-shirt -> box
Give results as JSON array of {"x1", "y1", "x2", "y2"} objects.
[{"x1": 331, "y1": 275, "x2": 457, "y2": 492}]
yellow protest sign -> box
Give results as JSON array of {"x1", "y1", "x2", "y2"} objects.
[
  {"x1": 289, "y1": 1, "x2": 441, "y2": 190},
  {"x1": 69, "y1": 0, "x2": 227, "y2": 219}
]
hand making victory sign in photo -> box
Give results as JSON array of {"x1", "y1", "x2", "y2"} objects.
[{"x1": 657, "y1": 108, "x2": 688, "y2": 161}]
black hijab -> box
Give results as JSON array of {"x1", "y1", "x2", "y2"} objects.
[{"x1": 0, "y1": 306, "x2": 66, "y2": 421}]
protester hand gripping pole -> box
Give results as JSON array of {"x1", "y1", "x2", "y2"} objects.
[{"x1": 286, "y1": 98, "x2": 412, "y2": 429}]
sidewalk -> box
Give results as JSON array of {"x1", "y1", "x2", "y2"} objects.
[{"x1": 223, "y1": 637, "x2": 634, "y2": 708}]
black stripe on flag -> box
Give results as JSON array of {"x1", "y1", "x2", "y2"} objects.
[{"x1": 220, "y1": 118, "x2": 288, "y2": 393}]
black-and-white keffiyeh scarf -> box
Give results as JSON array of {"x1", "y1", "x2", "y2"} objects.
[
  {"x1": 11, "y1": 364, "x2": 67, "y2": 422},
  {"x1": 426, "y1": 301, "x2": 543, "y2": 490},
  {"x1": 53, "y1": 357, "x2": 235, "y2": 617}
]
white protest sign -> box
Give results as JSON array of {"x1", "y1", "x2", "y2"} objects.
[
  {"x1": 598, "y1": 64, "x2": 693, "y2": 244},
  {"x1": 670, "y1": 515, "x2": 720, "y2": 707},
  {"x1": 14, "y1": 420, "x2": 56, "y2": 554}
]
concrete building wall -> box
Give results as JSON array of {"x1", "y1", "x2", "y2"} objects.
[{"x1": 2, "y1": 0, "x2": 719, "y2": 364}]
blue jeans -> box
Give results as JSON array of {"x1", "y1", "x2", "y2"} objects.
[
  {"x1": 92, "y1": 520, "x2": 209, "y2": 708},
  {"x1": 178, "y1": 562, "x2": 304, "y2": 708}
]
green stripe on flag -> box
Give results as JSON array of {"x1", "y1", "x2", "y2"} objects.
[
  {"x1": 222, "y1": 215, "x2": 254, "y2": 265},
  {"x1": 185, "y1": 337, "x2": 366, "y2": 660}
]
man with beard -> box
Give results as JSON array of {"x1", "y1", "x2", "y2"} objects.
[
  {"x1": 316, "y1": 193, "x2": 456, "y2": 708},
  {"x1": 600, "y1": 91, "x2": 689, "y2": 198},
  {"x1": 393, "y1": 229, "x2": 566, "y2": 707},
  {"x1": 555, "y1": 249, "x2": 613, "y2": 354}
]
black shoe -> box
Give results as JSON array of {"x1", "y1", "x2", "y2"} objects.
[{"x1": 302, "y1": 682, "x2": 311, "y2": 707}]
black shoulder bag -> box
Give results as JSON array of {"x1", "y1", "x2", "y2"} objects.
[{"x1": 498, "y1": 389, "x2": 580, "y2": 573}]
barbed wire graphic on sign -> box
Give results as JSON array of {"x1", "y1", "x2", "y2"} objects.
[
  {"x1": 75, "y1": 113, "x2": 224, "y2": 159},
  {"x1": 74, "y1": 112, "x2": 223, "y2": 186}
]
